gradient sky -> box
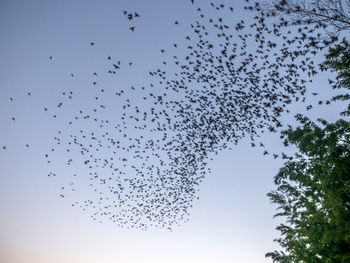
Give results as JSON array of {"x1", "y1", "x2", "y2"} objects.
[{"x1": 0, "y1": 1, "x2": 347, "y2": 263}]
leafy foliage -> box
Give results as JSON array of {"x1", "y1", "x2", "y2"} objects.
[
  {"x1": 322, "y1": 39, "x2": 350, "y2": 116},
  {"x1": 266, "y1": 117, "x2": 350, "y2": 263}
]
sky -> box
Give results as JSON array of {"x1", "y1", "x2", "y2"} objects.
[{"x1": 0, "y1": 0, "x2": 347, "y2": 263}]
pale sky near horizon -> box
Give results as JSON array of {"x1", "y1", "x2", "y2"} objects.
[{"x1": 0, "y1": 1, "x2": 347, "y2": 263}]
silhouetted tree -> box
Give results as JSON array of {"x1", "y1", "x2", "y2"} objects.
[
  {"x1": 266, "y1": 115, "x2": 350, "y2": 263},
  {"x1": 321, "y1": 39, "x2": 350, "y2": 116},
  {"x1": 260, "y1": 0, "x2": 350, "y2": 39}
]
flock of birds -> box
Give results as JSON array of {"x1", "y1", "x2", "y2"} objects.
[
  {"x1": 3, "y1": 0, "x2": 337, "y2": 230},
  {"x1": 123, "y1": 10, "x2": 141, "y2": 32}
]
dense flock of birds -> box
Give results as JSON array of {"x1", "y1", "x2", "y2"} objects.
[{"x1": 3, "y1": 0, "x2": 337, "y2": 230}]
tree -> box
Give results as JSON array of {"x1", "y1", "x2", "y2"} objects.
[
  {"x1": 265, "y1": 13, "x2": 350, "y2": 261},
  {"x1": 321, "y1": 39, "x2": 350, "y2": 116},
  {"x1": 260, "y1": 0, "x2": 350, "y2": 39},
  {"x1": 266, "y1": 115, "x2": 350, "y2": 263}
]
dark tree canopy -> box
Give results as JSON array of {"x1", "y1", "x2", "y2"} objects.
[
  {"x1": 322, "y1": 39, "x2": 350, "y2": 116},
  {"x1": 266, "y1": 116, "x2": 350, "y2": 263},
  {"x1": 266, "y1": 25, "x2": 350, "y2": 262}
]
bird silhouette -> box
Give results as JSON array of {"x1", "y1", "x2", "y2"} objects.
[{"x1": 7, "y1": 0, "x2": 338, "y2": 231}]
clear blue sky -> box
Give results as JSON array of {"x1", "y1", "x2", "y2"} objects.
[{"x1": 0, "y1": 0, "x2": 346, "y2": 262}]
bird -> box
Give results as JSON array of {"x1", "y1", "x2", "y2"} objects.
[{"x1": 33, "y1": 0, "x2": 335, "y2": 231}]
